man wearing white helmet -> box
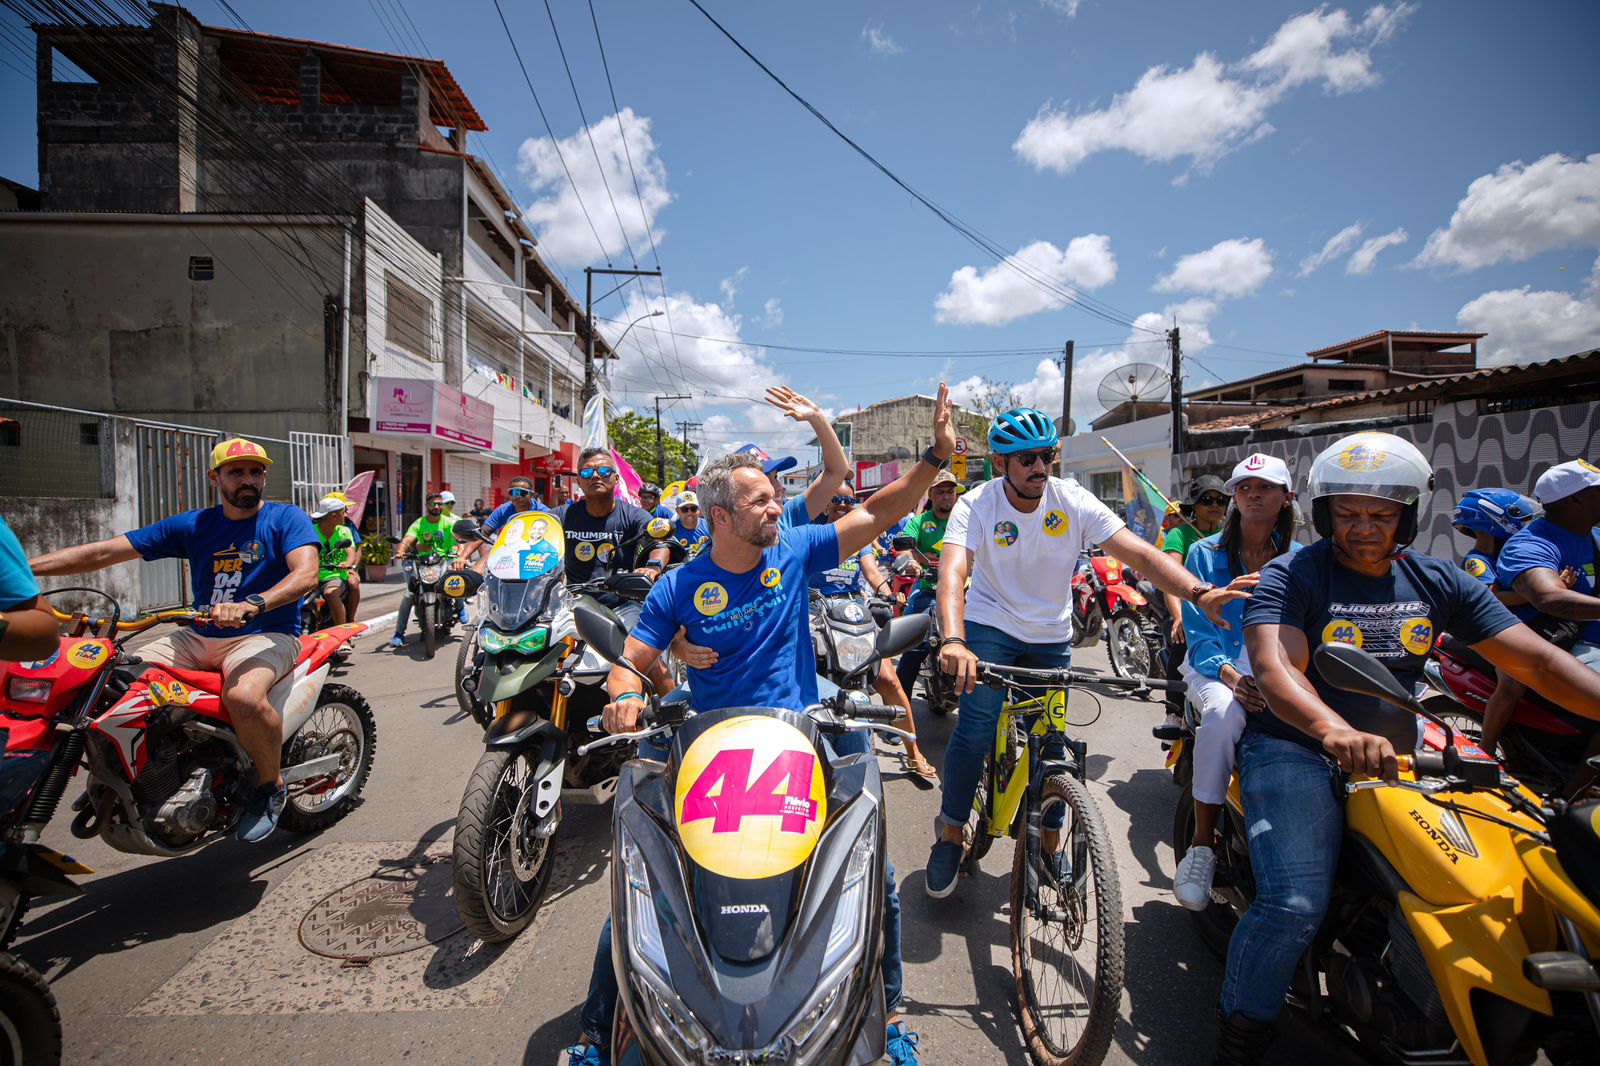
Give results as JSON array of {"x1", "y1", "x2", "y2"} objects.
[{"x1": 1216, "y1": 432, "x2": 1600, "y2": 1064}]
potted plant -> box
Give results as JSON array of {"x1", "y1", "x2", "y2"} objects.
[{"x1": 360, "y1": 533, "x2": 394, "y2": 582}]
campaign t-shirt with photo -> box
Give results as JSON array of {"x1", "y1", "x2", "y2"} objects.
[
  {"x1": 633, "y1": 523, "x2": 840, "y2": 712},
  {"x1": 404, "y1": 514, "x2": 458, "y2": 558},
  {"x1": 909, "y1": 509, "x2": 949, "y2": 592},
  {"x1": 1244, "y1": 540, "x2": 1518, "y2": 752},
  {"x1": 672, "y1": 519, "x2": 711, "y2": 560},
  {"x1": 560, "y1": 500, "x2": 657, "y2": 584},
  {"x1": 316, "y1": 523, "x2": 358, "y2": 582},
  {"x1": 1495, "y1": 518, "x2": 1600, "y2": 644},
  {"x1": 811, "y1": 544, "x2": 873, "y2": 597},
  {"x1": 1461, "y1": 549, "x2": 1499, "y2": 588},
  {"x1": 125, "y1": 503, "x2": 319, "y2": 637},
  {"x1": 944, "y1": 476, "x2": 1125, "y2": 643}
]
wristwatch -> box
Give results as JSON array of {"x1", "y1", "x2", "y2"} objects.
[
  {"x1": 921, "y1": 446, "x2": 950, "y2": 469},
  {"x1": 1187, "y1": 583, "x2": 1217, "y2": 604},
  {"x1": 244, "y1": 594, "x2": 267, "y2": 616}
]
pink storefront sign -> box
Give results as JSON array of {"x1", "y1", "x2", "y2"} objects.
[{"x1": 373, "y1": 377, "x2": 493, "y2": 451}]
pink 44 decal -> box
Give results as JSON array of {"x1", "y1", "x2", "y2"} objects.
[{"x1": 679, "y1": 748, "x2": 819, "y2": 835}]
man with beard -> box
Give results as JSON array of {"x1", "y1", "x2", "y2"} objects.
[
  {"x1": 561, "y1": 449, "x2": 672, "y2": 597},
  {"x1": 29, "y1": 438, "x2": 319, "y2": 842}
]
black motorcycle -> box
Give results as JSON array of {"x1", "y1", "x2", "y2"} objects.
[
  {"x1": 400, "y1": 550, "x2": 460, "y2": 660},
  {"x1": 572, "y1": 601, "x2": 929, "y2": 1066}
]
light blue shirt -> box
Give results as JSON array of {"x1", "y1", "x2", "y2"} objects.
[{"x1": 1181, "y1": 531, "x2": 1302, "y2": 680}]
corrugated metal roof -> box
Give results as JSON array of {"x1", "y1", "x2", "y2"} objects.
[{"x1": 1306, "y1": 328, "x2": 1484, "y2": 360}]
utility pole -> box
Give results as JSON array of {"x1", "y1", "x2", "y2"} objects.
[
  {"x1": 676, "y1": 420, "x2": 703, "y2": 481},
  {"x1": 1168, "y1": 326, "x2": 1184, "y2": 474},
  {"x1": 653, "y1": 393, "x2": 690, "y2": 484},
  {"x1": 582, "y1": 266, "x2": 663, "y2": 405},
  {"x1": 1058, "y1": 338, "x2": 1074, "y2": 475}
]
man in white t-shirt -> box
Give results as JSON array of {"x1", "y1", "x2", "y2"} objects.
[{"x1": 927, "y1": 408, "x2": 1248, "y2": 897}]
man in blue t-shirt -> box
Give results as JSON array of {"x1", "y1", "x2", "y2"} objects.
[
  {"x1": 667, "y1": 490, "x2": 709, "y2": 559},
  {"x1": 0, "y1": 513, "x2": 59, "y2": 662},
  {"x1": 28, "y1": 438, "x2": 319, "y2": 843},
  {"x1": 1211, "y1": 434, "x2": 1600, "y2": 1059},
  {"x1": 562, "y1": 387, "x2": 959, "y2": 1066},
  {"x1": 1497, "y1": 459, "x2": 1600, "y2": 672}
]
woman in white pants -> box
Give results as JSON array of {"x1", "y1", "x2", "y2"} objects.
[{"x1": 1171, "y1": 453, "x2": 1301, "y2": 911}]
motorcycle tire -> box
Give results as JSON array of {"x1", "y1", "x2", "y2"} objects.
[
  {"x1": 0, "y1": 896, "x2": 24, "y2": 953},
  {"x1": 1106, "y1": 609, "x2": 1152, "y2": 680},
  {"x1": 0, "y1": 951, "x2": 62, "y2": 1066},
  {"x1": 1170, "y1": 784, "x2": 1237, "y2": 962},
  {"x1": 420, "y1": 606, "x2": 437, "y2": 660},
  {"x1": 278, "y1": 684, "x2": 377, "y2": 835},
  {"x1": 455, "y1": 626, "x2": 492, "y2": 728},
  {"x1": 1012, "y1": 772, "x2": 1123, "y2": 1066},
  {"x1": 453, "y1": 747, "x2": 559, "y2": 943}
]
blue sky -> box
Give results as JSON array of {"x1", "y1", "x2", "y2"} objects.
[{"x1": 3, "y1": 1, "x2": 1598, "y2": 461}]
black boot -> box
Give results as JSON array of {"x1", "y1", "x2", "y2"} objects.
[{"x1": 1213, "y1": 1010, "x2": 1275, "y2": 1066}]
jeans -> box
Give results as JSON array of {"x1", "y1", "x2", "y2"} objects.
[
  {"x1": 579, "y1": 729, "x2": 906, "y2": 1044},
  {"x1": 937, "y1": 621, "x2": 1072, "y2": 830},
  {"x1": 893, "y1": 584, "x2": 937, "y2": 695},
  {"x1": 1219, "y1": 731, "x2": 1344, "y2": 1023},
  {"x1": 1573, "y1": 640, "x2": 1600, "y2": 672}
]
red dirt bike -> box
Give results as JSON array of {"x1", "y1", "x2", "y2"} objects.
[
  {"x1": 0, "y1": 588, "x2": 376, "y2": 949},
  {"x1": 1422, "y1": 631, "x2": 1600, "y2": 799},
  {"x1": 1072, "y1": 550, "x2": 1160, "y2": 679}
]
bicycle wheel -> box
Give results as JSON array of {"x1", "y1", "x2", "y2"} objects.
[{"x1": 1011, "y1": 772, "x2": 1124, "y2": 1066}]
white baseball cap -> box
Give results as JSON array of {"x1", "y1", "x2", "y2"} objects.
[
  {"x1": 1223, "y1": 452, "x2": 1293, "y2": 493},
  {"x1": 674, "y1": 490, "x2": 700, "y2": 510},
  {"x1": 438, "y1": 490, "x2": 457, "y2": 504},
  {"x1": 1533, "y1": 459, "x2": 1600, "y2": 505},
  {"x1": 309, "y1": 495, "x2": 347, "y2": 519}
]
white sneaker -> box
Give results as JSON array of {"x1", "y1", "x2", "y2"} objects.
[{"x1": 1173, "y1": 845, "x2": 1216, "y2": 912}]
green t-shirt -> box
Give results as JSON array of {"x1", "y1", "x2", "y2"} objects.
[
  {"x1": 911, "y1": 509, "x2": 949, "y2": 591},
  {"x1": 1160, "y1": 521, "x2": 1209, "y2": 562},
  {"x1": 317, "y1": 524, "x2": 357, "y2": 582},
  {"x1": 405, "y1": 514, "x2": 458, "y2": 557}
]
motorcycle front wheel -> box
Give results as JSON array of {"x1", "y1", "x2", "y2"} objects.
[
  {"x1": 1106, "y1": 609, "x2": 1151, "y2": 680},
  {"x1": 453, "y1": 747, "x2": 558, "y2": 943},
  {"x1": 420, "y1": 602, "x2": 437, "y2": 660},
  {"x1": 0, "y1": 952, "x2": 61, "y2": 1066}
]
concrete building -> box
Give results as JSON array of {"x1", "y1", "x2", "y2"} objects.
[
  {"x1": 17, "y1": 3, "x2": 609, "y2": 528},
  {"x1": 814, "y1": 394, "x2": 990, "y2": 471}
]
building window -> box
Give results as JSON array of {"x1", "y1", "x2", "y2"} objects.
[
  {"x1": 1327, "y1": 378, "x2": 1365, "y2": 391},
  {"x1": 188, "y1": 256, "x2": 214, "y2": 281},
  {"x1": 0, "y1": 422, "x2": 19, "y2": 447},
  {"x1": 1090, "y1": 471, "x2": 1122, "y2": 504},
  {"x1": 78, "y1": 422, "x2": 100, "y2": 446},
  {"x1": 385, "y1": 274, "x2": 435, "y2": 362}
]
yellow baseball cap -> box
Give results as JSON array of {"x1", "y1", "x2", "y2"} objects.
[{"x1": 210, "y1": 437, "x2": 273, "y2": 470}]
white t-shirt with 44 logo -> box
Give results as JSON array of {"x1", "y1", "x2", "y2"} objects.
[{"x1": 944, "y1": 476, "x2": 1125, "y2": 643}]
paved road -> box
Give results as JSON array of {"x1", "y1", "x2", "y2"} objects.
[{"x1": 15, "y1": 617, "x2": 1361, "y2": 1065}]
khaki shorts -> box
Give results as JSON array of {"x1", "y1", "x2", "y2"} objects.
[{"x1": 136, "y1": 629, "x2": 301, "y2": 699}]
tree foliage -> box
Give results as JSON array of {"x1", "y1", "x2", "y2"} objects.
[{"x1": 608, "y1": 410, "x2": 698, "y2": 483}]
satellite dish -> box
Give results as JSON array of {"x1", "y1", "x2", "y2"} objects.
[
  {"x1": 886, "y1": 446, "x2": 913, "y2": 461},
  {"x1": 1097, "y1": 363, "x2": 1171, "y2": 410},
  {"x1": 1055, "y1": 415, "x2": 1076, "y2": 438}
]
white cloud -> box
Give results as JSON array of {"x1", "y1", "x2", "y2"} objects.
[
  {"x1": 1415, "y1": 152, "x2": 1600, "y2": 272},
  {"x1": 517, "y1": 108, "x2": 671, "y2": 266},
  {"x1": 1299, "y1": 222, "x2": 1364, "y2": 276},
  {"x1": 1014, "y1": 4, "x2": 1412, "y2": 178},
  {"x1": 759, "y1": 297, "x2": 784, "y2": 328},
  {"x1": 1040, "y1": 0, "x2": 1083, "y2": 15},
  {"x1": 1345, "y1": 227, "x2": 1408, "y2": 274},
  {"x1": 1457, "y1": 257, "x2": 1600, "y2": 366},
  {"x1": 1155, "y1": 238, "x2": 1274, "y2": 299},
  {"x1": 934, "y1": 235, "x2": 1117, "y2": 326},
  {"x1": 862, "y1": 22, "x2": 903, "y2": 56},
  {"x1": 719, "y1": 267, "x2": 748, "y2": 308}
]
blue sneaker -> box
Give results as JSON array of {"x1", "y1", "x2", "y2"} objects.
[
  {"x1": 886, "y1": 1021, "x2": 921, "y2": 1065},
  {"x1": 458, "y1": 606, "x2": 469, "y2": 625},
  {"x1": 925, "y1": 839, "x2": 962, "y2": 899},
  {"x1": 388, "y1": 635, "x2": 404, "y2": 649},
  {"x1": 236, "y1": 782, "x2": 288, "y2": 842},
  {"x1": 564, "y1": 1043, "x2": 605, "y2": 1066}
]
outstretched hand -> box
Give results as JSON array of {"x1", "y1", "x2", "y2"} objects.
[
  {"x1": 930, "y1": 382, "x2": 955, "y2": 459},
  {"x1": 765, "y1": 386, "x2": 823, "y2": 424},
  {"x1": 1199, "y1": 574, "x2": 1257, "y2": 629}
]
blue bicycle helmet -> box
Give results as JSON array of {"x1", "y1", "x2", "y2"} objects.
[
  {"x1": 988, "y1": 407, "x2": 1058, "y2": 455},
  {"x1": 1452, "y1": 488, "x2": 1539, "y2": 540}
]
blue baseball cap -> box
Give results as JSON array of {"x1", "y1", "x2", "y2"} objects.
[{"x1": 734, "y1": 443, "x2": 797, "y2": 475}]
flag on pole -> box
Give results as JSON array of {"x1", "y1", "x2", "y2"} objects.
[
  {"x1": 1099, "y1": 436, "x2": 1192, "y2": 545},
  {"x1": 609, "y1": 448, "x2": 644, "y2": 507},
  {"x1": 583, "y1": 395, "x2": 608, "y2": 450}
]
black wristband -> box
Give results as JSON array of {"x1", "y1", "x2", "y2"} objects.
[
  {"x1": 921, "y1": 446, "x2": 949, "y2": 469},
  {"x1": 941, "y1": 636, "x2": 967, "y2": 648}
]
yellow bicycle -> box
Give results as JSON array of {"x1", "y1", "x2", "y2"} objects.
[{"x1": 963, "y1": 661, "x2": 1183, "y2": 1066}]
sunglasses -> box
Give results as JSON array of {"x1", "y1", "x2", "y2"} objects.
[
  {"x1": 578, "y1": 467, "x2": 616, "y2": 480},
  {"x1": 508, "y1": 487, "x2": 532, "y2": 498},
  {"x1": 678, "y1": 505, "x2": 699, "y2": 513},
  {"x1": 1196, "y1": 494, "x2": 1228, "y2": 507},
  {"x1": 1011, "y1": 449, "x2": 1056, "y2": 468},
  {"x1": 832, "y1": 496, "x2": 859, "y2": 506}
]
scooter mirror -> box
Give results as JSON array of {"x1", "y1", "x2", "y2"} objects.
[
  {"x1": 574, "y1": 598, "x2": 631, "y2": 666},
  {"x1": 1313, "y1": 642, "x2": 1417, "y2": 710},
  {"x1": 891, "y1": 534, "x2": 916, "y2": 551},
  {"x1": 876, "y1": 612, "x2": 932, "y2": 660}
]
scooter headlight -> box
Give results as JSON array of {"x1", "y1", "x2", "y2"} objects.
[
  {"x1": 786, "y1": 810, "x2": 879, "y2": 1056},
  {"x1": 619, "y1": 826, "x2": 713, "y2": 1063},
  {"x1": 479, "y1": 626, "x2": 549, "y2": 655},
  {"x1": 417, "y1": 561, "x2": 446, "y2": 585},
  {"x1": 834, "y1": 633, "x2": 875, "y2": 675}
]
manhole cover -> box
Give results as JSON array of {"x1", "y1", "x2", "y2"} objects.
[{"x1": 298, "y1": 857, "x2": 463, "y2": 961}]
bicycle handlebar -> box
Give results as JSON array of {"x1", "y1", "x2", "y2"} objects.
[{"x1": 975, "y1": 661, "x2": 1186, "y2": 694}]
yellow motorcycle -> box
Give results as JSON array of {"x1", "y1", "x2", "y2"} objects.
[{"x1": 1167, "y1": 642, "x2": 1600, "y2": 1066}]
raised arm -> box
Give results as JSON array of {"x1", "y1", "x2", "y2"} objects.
[
  {"x1": 835, "y1": 384, "x2": 955, "y2": 558},
  {"x1": 29, "y1": 535, "x2": 141, "y2": 576},
  {"x1": 765, "y1": 387, "x2": 850, "y2": 522}
]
